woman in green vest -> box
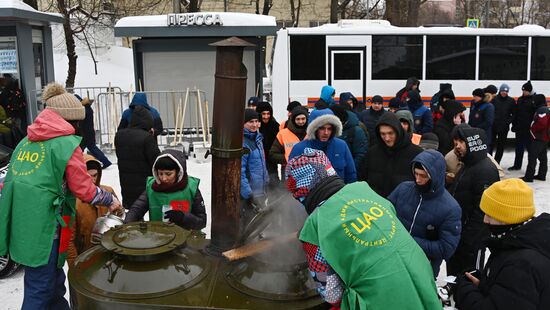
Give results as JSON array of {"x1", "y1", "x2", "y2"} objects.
[
  {"x1": 125, "y1": 149, "x2": 206, "y2": 231},
  {"x1": 286, "y1": 147, "x2": 441, "y2": 310}
]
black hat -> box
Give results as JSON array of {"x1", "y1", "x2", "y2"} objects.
[
  {"x1": 371, "y1": 95, "x2": 383, "y2": 103},
  {"x1": 287, "y1": 101, "x2": 301, "y2": 112},
  {"x1": 472, "y1": 88, "x2": 484, "y2": 98},
  {"x1": 247, "y1": 96, "x2": 260, "y2": 106},
  {"x1": 244, "y1": 109, "x2": 259, "y2": 123},
  {"x1": 419, "y1": 133, "x2": 439, "y2": 151},
  {"x1": 388, "y1": 97, "x2": 402, "y2": 109},
  {"x1": 534, "y1": 94, "x2": 546, "y2": 107},
  {"x1": 330, "y1": 104, "x2": 348, "y2": 124},
  {"x1": 522, "y1": 80, "x2": 533, "y2": 92},
  {"x1": 484, "y1": 85, "x2": 498, "y2": 95}
]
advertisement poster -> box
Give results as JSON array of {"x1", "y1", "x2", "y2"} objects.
[{"x1": 0, "y1": 49, "x2": 18, "y2": 74}]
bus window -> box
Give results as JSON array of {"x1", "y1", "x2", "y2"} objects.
[
  {"x1": 531, "y1": 37, "x2": 550, "y2": 80},
  {"x1": 426, "y1": 35, "x2": 475, "y2": 80},
  {"x1": 479, "y1": 36, "x2": 527, "y2": 80},
  {"x1": 290, "y1": 35, "x2": 326, "y2": 80},
  {"x1": 372, "y1": 35, "x2": 422, "y2": 80}
]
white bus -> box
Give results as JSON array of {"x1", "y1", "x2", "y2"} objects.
[{"x1": 270, "y1": 20, "x2": 550, "y2": 121}]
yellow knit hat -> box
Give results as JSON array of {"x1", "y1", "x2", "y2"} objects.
[
  {"x1": 42, "y1": 82, "x2": 85, "y2": 120},
  {"x1": 480, "y1": 178, "x2": 535, "y2": 224}
]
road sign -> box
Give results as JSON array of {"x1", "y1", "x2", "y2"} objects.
[{"x1": 467, "y1": 18, "x2": 480, "y2": 28}]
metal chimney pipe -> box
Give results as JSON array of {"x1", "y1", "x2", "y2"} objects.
[{"x1": 207, "y1": 37, "x2": 255, "y2": 255}]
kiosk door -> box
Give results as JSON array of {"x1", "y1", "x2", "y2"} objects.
[{"x1": 328, "y1": 47, "x2": 366, "y2": 103}]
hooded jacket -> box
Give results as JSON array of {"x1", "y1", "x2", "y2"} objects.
[
  {"x1": 255, "y1": 102, "x2": 280, "y2": 163},
  {"x1": 314, "y1": 85, "x2": 336, "y2": 109},
  {"x1": 388, "y1": 150, "x2": 461, "y2": 276},
  {"x1": 513, "y1": 93, "x2": 538, "y2": 134},
  {"x1": 124, "y1": 149, "x2": 206, "y2": 230},
  {"x1": 67, "y1": 155, "x2": 115, "y2": 266},
  {"x1": 78, "y1": 98, "x2": 96, "y2": 148},
  {"x1": 455, "y1": 213, "x2": 550, "y2": 310},
  {"x1": 289, "y1": 114, "x2": 357, "y2": 183},
  {"x1": 395, "y1": 109, "x2": 421, "y2": 145},
  {"x1": 449, "y1": 127, "x2": 499, "y2": 251},
  {"x1": 396, "y1": 77, "x2": 421, "y2": 102},
  {"x1": 408, "y1": 90, "x2": 433, "y2": 134},
  {"x1": 435, "y1": 100, "x2": 466, "y2": 155},
  {"x1": 530, "y1": 106, "x2": 550, "y2": 142},
  {"x1": 115, "y1": 106, "x2": 160, "y2": 208},
  {"x1": 241, "y1": 128, "x2": 269, "y2": 199},
  {"x1": 469, "y1": 96, "x2": 495, "y2": 142},
  {"x1": 118, "y1": 92, "x2": 164, "y2": 136},
  {"x1": 340, "y1": 111, "x2": 368, "y2": 171},
  {"x1": 358, "y1": 112, "x2": 423, "y2": 197},
  {"x1": 359, "y1": 106, "x2": 386, "y2": 146}
]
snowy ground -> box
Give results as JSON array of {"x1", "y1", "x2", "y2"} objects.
[{"x1": 1, "y1": 147, "x2": 548, "y2": 309}]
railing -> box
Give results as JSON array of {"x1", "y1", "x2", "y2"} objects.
[{"x1": 30, "y1": 86, "x2": 212, "y2": 151}]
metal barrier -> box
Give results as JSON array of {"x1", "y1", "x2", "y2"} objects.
[{"x1": 29, "y1": 86, "x2": 212, "y2": 150}]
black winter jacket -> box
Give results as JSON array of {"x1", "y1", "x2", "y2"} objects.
[
  {"x1": 79, "y1": 103, "x2": 95, "y2": 148},
  {"x1": 359, "y1": 107, "x2": 386, "y2": 146},
  {"x1": 115, "y1": 106, "x2": 160, "y2": 208},
  {"x1": 358, "y1": 113, "x2": 423, "y2": 197},
  {"x1": 492, "y1": 94, "x2": 515, "y2": 133},
  {"x1": 435, "y1": 100, "x2": 466, "y2": 155},
  {"x1": 449, "y1": 127, "x2": 499, "y2": 250},
  {"x1": 455, "y1": 213, "x2": 550, "y2": 310},
  {"x1": 513, "y1": 94, "x2": 537, "y2": 134}
]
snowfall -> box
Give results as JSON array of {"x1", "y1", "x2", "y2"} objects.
[{"x1": 1, "y1": 46, "x2": 549, "y2": 309}]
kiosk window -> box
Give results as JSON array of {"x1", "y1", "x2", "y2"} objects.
[{"x1": 290, "y1": 35, "x2": 326, "y2": 80}]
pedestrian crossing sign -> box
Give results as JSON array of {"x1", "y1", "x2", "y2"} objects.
[{"x1": 467, "y1": 18, "x2": 480, "y2": 28}]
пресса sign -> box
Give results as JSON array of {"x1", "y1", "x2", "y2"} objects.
[{"x1": 167, "y1": 13, "x2": 223, "y2": 26}]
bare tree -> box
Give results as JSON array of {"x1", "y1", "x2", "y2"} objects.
[
  {"x1": 384, "y1": 0, "x2": 428, "y2": 26},
  {"x1": 418, "y1": 1, "x2": 453, "y2": 25},
  {"x1": 289, "y1": 0, "x2": 302, "y2": 27}
]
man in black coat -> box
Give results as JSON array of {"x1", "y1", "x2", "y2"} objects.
[
  {"x1": 256, "y1": 101, "x2": 280, "y2": 186},
  {"x1": 77, "y1": 96, "x2": 112, "y2": 168},
  {"x1": 510, "y1": 81, "x2": 544, "y2": 170},
  {"x1": 359, "y1": 95, "x2": 386, "y2": 146},
  {"x1": 358, "y1": 112, "x2": 422, "y2": 198},
  {"x1": 447, "y1": 125, "x2": 500, "y2": 277},
  {"x1": 490, "y1": 84, "x2": 515, "y2": 164},
  {"x1": 455, "y1": 178, "x2": 550, "y2": 310},
  {"x1": 115, "y1": 105, "x2": 160, "y2": 209},
  {"x1": 434, "y1": 99, "x2": 466, "y2": 155}
]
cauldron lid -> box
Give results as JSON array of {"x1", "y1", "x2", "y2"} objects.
[{"x1": 101, "y1": 221, "x2": 189, "y2": 256}]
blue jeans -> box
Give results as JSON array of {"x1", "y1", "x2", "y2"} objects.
[
  {"x1": 85, "y1": 143, "x2": 112, "y2": 167},
  {"x1": 22, "y1": 238, "x2": 70, "y2": 310}
]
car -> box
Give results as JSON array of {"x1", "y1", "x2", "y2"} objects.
[{"x1": 0, "y1": 144, "x2": 20, "y2": 279}]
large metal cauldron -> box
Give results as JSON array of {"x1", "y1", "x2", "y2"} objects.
[{"x1": 68, "y1": 217, "x2": 325, "y2": 309}]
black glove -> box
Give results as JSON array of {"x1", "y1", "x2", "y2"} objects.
[{"x1": 164, "y1": 210, "x2": 185, "y2": 226}]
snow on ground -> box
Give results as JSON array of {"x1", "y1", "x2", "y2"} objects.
[{"x1": 1, "y1": 148, "x2": 548, "y2": 308}]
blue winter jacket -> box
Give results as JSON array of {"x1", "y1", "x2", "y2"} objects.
[
  {"x1": 388, "y1": 150, "x2": 462, "y2": 277},
  {"x1": 320, "y1": 85, "x2": 336, "y2": 106},
  {"x1": 118, "y1": 92, "x2": 164, "y2": 135},
  {"x1": 408, "y1": 91, "x2": 433, "y2": 134},
  {"x1": 241, "y1": 128, "x2": 269, "y2": 199},
  {"x1": 468, "y1": 100, "x2": 495, "y2": 145}
]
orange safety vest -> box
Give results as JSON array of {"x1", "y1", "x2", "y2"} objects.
[
  {"x1": 412, "y1": 133, "x2": 422, "y2": 145},
  {"x1": 276, "y1": 128, "x2": 301, "y2": 161},
  {"x1": 279, "y1": 121, "x2": 287, "y2": 131}
]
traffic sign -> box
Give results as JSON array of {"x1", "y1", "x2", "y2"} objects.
[{"x1": 467, "y1": 18, "x2": 480, "y2": 28}]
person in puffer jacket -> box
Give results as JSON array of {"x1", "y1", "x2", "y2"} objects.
[
  {"x1": 241, "y1": 109, "x2": 269, "y2": 226},
  {"x1": 118, "y1": 92, "x2": 164, "y2": 136},
  {"x1": 388, "y1": 150, "x2": 461, "y2": 277},
  {"x1": 289, "y1": 113, "x2": 356, "y2": 183},
  {"x1": 522, "y1": 99, "x2": 549, "y2": 182},
  {"x1": 407, "y1": 89, "x2": 433, "y2": 134},
  {"x1": 314, "y1": 85, "x2": 336, "y2": 109}
]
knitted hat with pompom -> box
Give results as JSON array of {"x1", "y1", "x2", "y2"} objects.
[{"x1": 43, "y1": 82, "x2": 85, "y2": 120}]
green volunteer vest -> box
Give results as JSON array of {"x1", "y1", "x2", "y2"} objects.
[
  {"x1": 299, "y1": 182, "x2": 441, "y2": 310},
  {"x1": 146, "y1": 176, "x2": 200, "y2": 221},
  {"x1": 0, "y1": 135, "x2": 81, "y2": 268}
]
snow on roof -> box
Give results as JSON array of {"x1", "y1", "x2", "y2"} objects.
[
  {"x1": 116, "y1": 12, "x2": 276, "y2": 28},
  {"x1": 0, "y1": 0, "x2": 63, "y2": 23}
]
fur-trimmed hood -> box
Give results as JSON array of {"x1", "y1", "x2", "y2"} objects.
[{"x1": 306, "y1": 114, "x2": 343, "y2": 140}]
